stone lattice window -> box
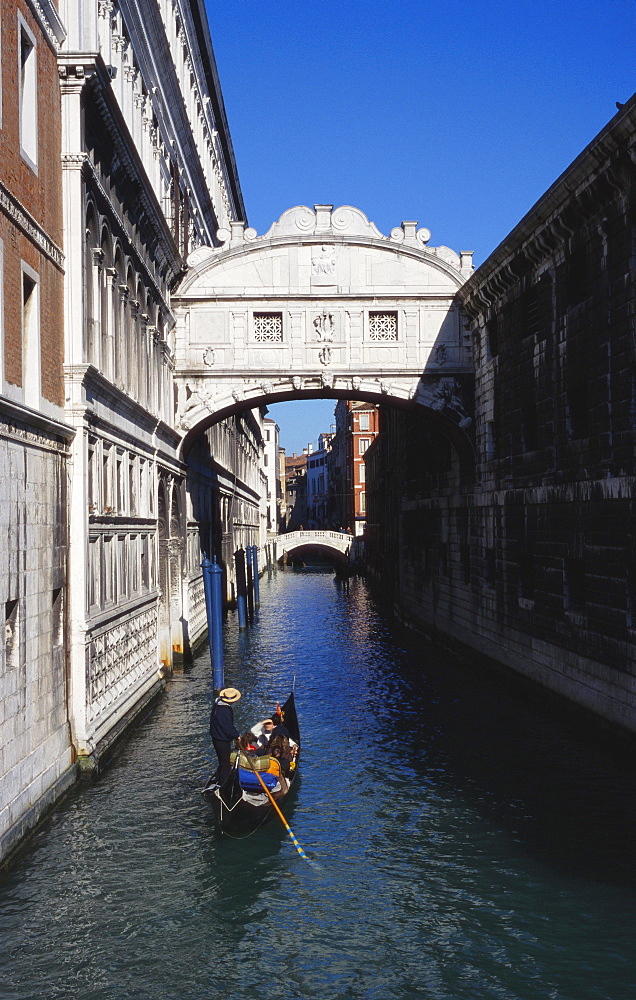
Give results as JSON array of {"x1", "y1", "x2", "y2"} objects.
[
  {"x1": 369, "y1": 311, "x2": 398, "y2": 340},
  {"x1": 254, "y1": 312, "x2": 283, "y2": 342}
]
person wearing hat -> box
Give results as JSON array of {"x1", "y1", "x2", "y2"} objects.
[{"x1": 209, "y1": 687, "x2": 241, "y2": 785}]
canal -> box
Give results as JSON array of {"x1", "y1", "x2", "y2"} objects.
[{"x1": 1, "y1": 571, "x2": 635, "y2": 1000}]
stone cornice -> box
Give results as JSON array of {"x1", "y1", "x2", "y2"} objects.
[
  {"x1": 65, "y1": 364, "x2": 176, "y2": 441},
  {"x1": 0, "y1": 394, "x2": 74, "y2": 441},
  {"x1": 0, "y1": 178, "x2": 64, "y2": 270},
  {"x1": 117, "y1": 0, "x2": 244, "y2": 237},
  {"x1": 25, "y1": 0, "x2": 66, "y2": 51},
  {"x1": 459, "y1": 94, "x2": 636, "y2": 317}
]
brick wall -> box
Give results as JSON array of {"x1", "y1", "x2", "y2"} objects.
[{"x1": 0, "y1": 0, "x2": 64, "y2": 406}]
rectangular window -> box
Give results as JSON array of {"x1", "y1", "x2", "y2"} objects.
[
  {"x1": 253, "y1": 313, "x2": 283, "y2": 342},
  {"x1": 129, "y1": 456, "x2": 137, "y2": 515},
  {"x1": 359, "y1": 464, "x2": 366, "y2": 484},
  {"x1": 88, "y1": 438, "x2": 96, "y2": 511},
  {"x1": 22, "y1": 265, "x2": 40, "y2": 407},
  {"x1": 5, "y1": 598, "x2": 19, "y2": 669},
  {"x1": 130, "y1": 535, "x2": 139, "y2": 593},
  {"x1": 116, "y1": 452, "x2": 124, "y2": 513},
  {"x1": 88, "y1": 538, "x2": 100, "y2": 609},
  {"x1": 102, "y1": 444, "x2": 112, "y2": 512},
  {"x1": 359, "y1": 491, "x2": 366, "y2": 514},
  {"x1": 52, "y1": 587, "x2": 63, "y2": 652},
  {"x1": 485, "y1": 420, "x2": 496, "y2": 461},
  {"x1": 359, "y1": 412, "x2": 370, "y2": 431},
  {"x1": 19, "y1": 16, "x2": 37, "y2": 170},
  {"x1": 359, "y1": 438, "x2": 370, "y2": 455},
  {"x1": 368, "y1": 311, "x2": 398, "y2": 341},
  {"x1": 141, "y1": 535, "x2": 149, "y2": 590},
  {"x1": 118, "y1": 535, "x2": 128, "y2": 600},
  {"x1": 103, "y1": 535, "x2": 114, "y2": 605}
]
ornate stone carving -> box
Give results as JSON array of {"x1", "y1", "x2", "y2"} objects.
[
  {"x1": 292, "y1": 376, "x2": 303, "y2": 390},
  {"x1": 417, "y1": 378, "x2": 472, "y2": 428},
  {"x1": 260, "y1": 381, "x2": 274, "y2": 395},
  {"x1": 434, "y1": 343, "x2": 448, "y2": 365},
  {"x1": 320, "y1": 372, "x2": 334, "y2": 389},
  {"x1": 312, "y1": 245, "x2": 337, "y2": 277},
  {"x1": 203, "y1": 348, "x2": 215, "y2": 366},
  {"x1": 319, "y1": 346, "x2": 332, "y2": 366},
  {"x1": 313, "y1": 309, "x2": 335, "y2": 341}
]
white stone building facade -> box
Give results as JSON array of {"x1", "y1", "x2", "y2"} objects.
[{"x1": 58, "y1": 0, "x2": 246, "y2": 773}]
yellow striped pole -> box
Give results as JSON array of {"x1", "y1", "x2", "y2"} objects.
[{"x1": 245, "y1": 757, "x2": 311, "y2": 862}]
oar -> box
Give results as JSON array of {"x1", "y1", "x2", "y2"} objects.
[{"x1": 244, "y1": 756, "x2": 312, "y2": 863}]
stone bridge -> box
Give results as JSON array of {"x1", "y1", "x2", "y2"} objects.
[
  {"x1": 277, "y1": 530, "x2": 354, "y2": 559},
  {"x1": 171, "y1": 205, "x2": 475, "y2": 453}
]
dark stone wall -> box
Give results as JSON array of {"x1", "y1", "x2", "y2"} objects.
[{"x1": 365, "y1": 96, "x2": 636, "y2": 736}]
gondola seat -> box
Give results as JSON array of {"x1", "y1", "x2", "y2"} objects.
[{"x1": 238, "y1": 768, "x2": 279, "y2": 791}]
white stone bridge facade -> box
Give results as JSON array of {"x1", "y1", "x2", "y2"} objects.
[
  {"x1": 171, "y1": 204, "x2": 475, "y2": 449},
  {"x1": 278, "y1": 530, "x2": 354, "y2": 559}
]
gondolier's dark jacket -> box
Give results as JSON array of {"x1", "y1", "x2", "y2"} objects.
[{"x1": 209, "y1": 698, "x2": 240, "y2": 742}]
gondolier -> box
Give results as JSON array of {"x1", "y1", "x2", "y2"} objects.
[{"x1": 209, "y1": 687, "x2": 241, "y2": 785}]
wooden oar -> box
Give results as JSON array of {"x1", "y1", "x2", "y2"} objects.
[{"x1": 244, "y1": 756, "x2": 311, "y2": 863}]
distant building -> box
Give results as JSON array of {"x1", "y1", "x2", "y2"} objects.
[
  {"x1": 306, "y1": 432, "x2": 334, "y2": 527},
  {"x1": 263, "y1": 417, "x2": 282, "y2": 532},
  {"x1": 284, "y1": 452, "x2": 308, "y2": 530},
  {"x1": 331, "y1": 401, "x2": 379, "y2": 535}
]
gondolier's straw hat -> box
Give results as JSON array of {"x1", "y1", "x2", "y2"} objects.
[{"x1": 219, "y1": 687, "x2": 241, "y2": 704}]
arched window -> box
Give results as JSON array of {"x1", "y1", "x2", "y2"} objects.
[
  {"x1": 113, "y1": 247, "x2": 126, "y2": 389},
  {"x1": 84, "y1": 205, "x2": 100, "y2": 365},
  {"x1": 100, "y1": 225, "x2": 114, "y2": 379}
]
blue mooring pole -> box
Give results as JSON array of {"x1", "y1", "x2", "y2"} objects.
[
  {"x1": 246, "y1": 545, "x2": 254, "y2": 618},
  {"x1": 234, "y1": 547, "x2": 248, "y2": 629},
  {"x1": 201, "y1": 554, "x2": 224, "y2": 690},
  {"x1": 252, "y1": 545, "x2": 260, "y2": 607}
]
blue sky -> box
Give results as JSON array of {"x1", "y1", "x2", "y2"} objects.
[{"x1": 205, "y1": 0, "x2": 635, "y2": 454}]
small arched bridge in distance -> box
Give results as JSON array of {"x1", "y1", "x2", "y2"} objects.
[{"x1": 277, "y1": 530, "x2": 353, "y2": 561}]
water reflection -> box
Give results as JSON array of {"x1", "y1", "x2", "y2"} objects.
[{"x1": 0, "y1": 572, "x2": 635, "y2": 1000}]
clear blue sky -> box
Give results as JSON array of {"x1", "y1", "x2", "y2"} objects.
[{"x1": 205, "y1": 0, "x2": 635, "y2": 454}]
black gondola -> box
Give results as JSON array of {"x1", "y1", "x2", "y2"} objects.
[{"x1": 202, "y1": 691, "x2": 300, "y2": 833}]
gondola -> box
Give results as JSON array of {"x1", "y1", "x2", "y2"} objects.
[{"x1": 202, "y1": 691, "x2": 300, "y2": 833}]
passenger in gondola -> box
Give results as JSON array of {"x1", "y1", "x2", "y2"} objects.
[
  {"x1": 266, "y1": 736, "x2": 290, "y2": 793},
  {"x1": 268, "y1": 734, "x2": 293, "y2": 779},
  {"x1": 270, "y1": 709, "x2": 291, "y2": 740},
  {"x1": 237, "y1": 732, "x2": 258, "y2": 755},
  {"x1": 209, "y1": 687, "x2": 241, "y2": 785}
]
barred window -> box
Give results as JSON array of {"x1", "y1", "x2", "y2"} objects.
[
  {"x1": 369, "y1": 311, "x2": 398, "y2": 341},
  {"x1": 254, "y1": 312, "x2": 283, "y2": 342}
]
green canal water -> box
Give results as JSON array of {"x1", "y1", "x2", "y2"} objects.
[{"x1": 1, "y1": 572, "x2": 635, "y2": 1000}]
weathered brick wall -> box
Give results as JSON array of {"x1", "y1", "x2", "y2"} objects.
[{"x1": 0, "y1": 0, "x2": 64, "y2": 405}]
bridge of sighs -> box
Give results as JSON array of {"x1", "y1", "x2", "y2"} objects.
[{"x1": 171, "y1": 204, "x2": 476, "y2": 449}]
